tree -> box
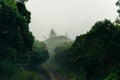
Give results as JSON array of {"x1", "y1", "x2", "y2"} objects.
[
  {"x1": 0, "y1": 0, "x2": 34, "y2": 79},
  {"x1": 49, "y1": 28, "x2": 57, "y2": 38},
  {"x1": 54, "y1": 42, "x2": 73, "y2": 69},
  {"x1": 69, "y1": 20, "x2": 120, "y2": 79},
  {"x1": 29, "y1": 40, "x2": 49, "y2": 69}
]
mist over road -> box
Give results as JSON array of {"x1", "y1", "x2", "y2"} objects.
[{"x1": 41, "y1": 64, "x2": 69, "y2": 80}]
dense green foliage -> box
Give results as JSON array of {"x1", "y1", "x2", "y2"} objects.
[
  {"x1": 70, "y1": 20, "x2": 120, "y2": 79},
  {"x1": 0, "y1": 0, "x2": 33, "y2": 79},
  {"x1": 45, "y1": 35, "x2": 72, "y2": 63},
  {"x1": 54, "y1": 20, "x2": 120, "y2": 80},
  {"x1": 9, "y1": 70, "x2": 41, "y2": 80},
  {"x1": 0, "y1": 0, "x2": 49, "y2": 80},
  {"x1": 0, "y1": 0, "x2": 120, "y2": 80},
  {"x1": 0, "y1": 0, "x2": 34, "y2": 63},
  {"x1": 29, "y1": 40, "x2": 49, "y2": 69},
  {"x1": 54, "y1": 42, "x2": 73, "y2": 70}
]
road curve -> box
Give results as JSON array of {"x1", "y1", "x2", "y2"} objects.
[{"x1": 42, "y1": 64, "x2": 69, "y2": 80}]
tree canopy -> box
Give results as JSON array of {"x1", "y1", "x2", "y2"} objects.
[
  {"x1": 53, "y1": 19, "x2": 120, "y2": 80},
  {"x1": 0, "y1": 0, "x2": 34, "y2": 79},
  {"x1": 29, "y1": 40, "x2": 49, "y2": 69}
]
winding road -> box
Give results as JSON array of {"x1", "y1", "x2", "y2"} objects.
[{"x1": 39, "y1": 64, "x2": 69, "y2": 80}]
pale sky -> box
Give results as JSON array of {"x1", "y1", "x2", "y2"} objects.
[{"x1": 26, "y1": 0, "x2": 118, "y2": 41}]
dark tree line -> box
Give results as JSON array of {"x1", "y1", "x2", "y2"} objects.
[
  {"x1": 54, "y1": 1, "x2": 120, "y2": 79},
  {"x1": 0, "y1": 0, "x2": 49, "y2": 80},
  {"x1": 54, "y1": 20, "x2": 120, "y2": 80},
  {"x1": 29, "y1": 40, "x2": 49, "y2": 70},
  {"x1": 0, "y1": 0, "x2": 120, "y2": 80}
]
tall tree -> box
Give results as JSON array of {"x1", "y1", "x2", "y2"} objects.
[
  {"x1": 69, "y1": 20, "x2": 120, "y2": 80},
  {"x1": 29, "y1": 41, "x2": 49, "y2": 69},
  {"x1": 0, "y1": 0, "x2": 34, "y2": 79}
]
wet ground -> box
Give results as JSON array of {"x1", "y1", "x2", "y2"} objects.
[{"x1": 39, "y1": 64, "x2": 69, "y2": 80}]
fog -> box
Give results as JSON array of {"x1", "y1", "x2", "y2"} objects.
[{"x1": 26, "y1": 0, "x2": 117, "y2": 41}]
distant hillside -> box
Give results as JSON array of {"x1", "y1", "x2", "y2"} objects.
[{"x1": 44, "y1": 35, "x2": 72, "y2": 62}]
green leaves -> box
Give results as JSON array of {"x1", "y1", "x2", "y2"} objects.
[
  {"x1": 0, "y1": 0, "x2": 34, "y2": 79},
  {"x1": 68, "y1": 19, "x2": 120, "y2": 79},
  {"x1": 28, "y1": 41, "x2": 49, "y2": 69}
]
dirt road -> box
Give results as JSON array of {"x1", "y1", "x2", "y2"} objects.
[{"x1": 42, "y1": 64, "x2": 69, "y2": 80}]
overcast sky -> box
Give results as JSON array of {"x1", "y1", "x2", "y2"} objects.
[{"x1": 26, "y1": 0, "x2": 117, "y2": 41}]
